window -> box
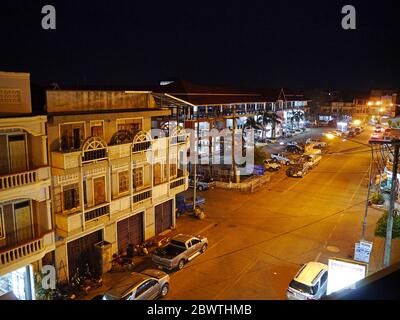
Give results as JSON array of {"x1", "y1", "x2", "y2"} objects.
[
  {"x1": 321, "y1": 271, "x2": 328, "y2": 285},
  {"x1": 133, "y1": 167, "x2": 144, "y2": 190},
  {"x1": 60, "y1": 123, "x2": 85, "y2": 152},
  {"x1": 135, "y1": 280, "x2": 156, "y2": 298},
  {"x1": 0, "y1": 207, "x2": 4, "y2": 240},
  {"x1": 170, "y1": 161, "x2": 177, "y2": 178},
  {"x1": 191, "y1": 239, "x2": 201, "y2": 245},
  {"x1": 118, "y1": 171, "x2": 129, "y2": 194},
  {"x1": 63, "y1": 184, "x2": 80, "y2": 211},
  {"x1": 90, "y1": 121, "x2": 104, "y2": 138},
  {"x1": 117, "y1": 118, "x2": 142, "y2": 136}
]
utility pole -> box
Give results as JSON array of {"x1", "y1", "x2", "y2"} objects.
[
  {"x1": 383, "y1": 141, "x2": 400, "y2": 267},
  {"x1": 361, "y1": 156, "x2": 373, "y2": 240}
]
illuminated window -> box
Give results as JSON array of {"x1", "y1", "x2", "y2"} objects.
[
  {"x1": 59, "y1": 123, "x2": 85, "y2": 151},
  {"x1": 117, "y1": 118, "x2": 142, "y2": 136}
]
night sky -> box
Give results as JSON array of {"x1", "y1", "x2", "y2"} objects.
[{"x1": 1, "y1": 0, "x2": 399, "y2": 91}]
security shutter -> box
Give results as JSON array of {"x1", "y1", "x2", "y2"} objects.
[
  {"x1": 155, "y1": 200, "x2": 173, "y2": 235},
  {"x1": 67, "y1": 230, "x2": 102, "y2": 280},
  {"x1": 117, "y1": 212, "x2": 144, "y2": 254}
]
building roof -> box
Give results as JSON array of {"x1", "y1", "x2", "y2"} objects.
[{"x1": 154, "y1": 80, "x2": 307, "y2": 106}]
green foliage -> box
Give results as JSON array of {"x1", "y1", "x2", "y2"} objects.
[
  {"x1": 34, "y1": 273, "x2": 58, "y2": 300},
  {"x1": 370, "y1": 192, "x2": 384, "y2": 205},
  {"x1": 254, "y1": 147, "x2": 268, "y2": 165},
  {"x1": 375, "y1": 211, "x2": 400, "y2": 239}
]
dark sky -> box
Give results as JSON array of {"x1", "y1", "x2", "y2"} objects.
[{"x1": 1, "y1": 0, "x2": 399, "y2": 91}]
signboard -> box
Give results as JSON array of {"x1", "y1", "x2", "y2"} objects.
[
  {"x1": 327, "y1": 258, "x2": 368, "y2": 295},
  {"x1": 354, "y1": 240, "x2": 373, "y2": 263}
]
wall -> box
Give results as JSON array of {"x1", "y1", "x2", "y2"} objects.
[{"x1": 0, "y1": 72, "x2": 32, "y2": 114}]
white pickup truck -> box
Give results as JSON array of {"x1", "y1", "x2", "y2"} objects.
[{"x1": 271, "y1": 153, "x2": 293, "y2": 166}]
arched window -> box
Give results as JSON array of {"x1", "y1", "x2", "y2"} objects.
[
  {"x1": 132, "y1": 131, "x2": 152, "y2": 153},
  {"x1": 109, "y1": 130, "x2": 134, "y2": 146},
  {"x1": 82, "y1": 136, "x2": 108, "y2": 162}
]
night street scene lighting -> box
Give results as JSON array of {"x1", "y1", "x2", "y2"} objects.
[{"x1": 1, "y1": 1, "x2": 400, "y2": 315}]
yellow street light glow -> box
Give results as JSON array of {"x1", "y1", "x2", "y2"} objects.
[
  {"x1": 376, "y1": 101, "x2": 382, "y2": 106},
  {"x1": 379, "y1": 108, "x2": 384, "y2": 112},
  {"x1": 325, "y1": 133, "x2": 335, "y2": 140},
  {"x1": 367, "y1": 102, "x2": 373, "y2": 106},
  {"x1": 353, "y1": 120, "x2": 361, "y2": 126}
]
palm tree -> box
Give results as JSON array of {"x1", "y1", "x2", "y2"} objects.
[
  {"x1": 290, "y1": 111, "x2": 304, "y2": 130},
  {"x1": 258, "y1": 111, "x2": 283, "y2": 139}
]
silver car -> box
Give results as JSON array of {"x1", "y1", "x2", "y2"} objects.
[{"x1": 102, "y1": 269, "x2": 170, "y2": 300}]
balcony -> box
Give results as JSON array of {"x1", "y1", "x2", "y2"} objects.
[
  {"x1": 0, "y1": 231, "x2": 55, "y2": 272},
  {"x1": 0, "y1": 167, "x2": 51, "y2": 202},
  {"x1": 132, "y1": 189, "x2": 152, "y2": 205},
  {"x1": 169, "y1": 176, "x2": 187, "y2": 194},
  {"x1": 51, "y1": 150, "x2": 81, "y2": 170},
  {"x1": 84, "y1": 203, "x2": 110, "y2": 222}
]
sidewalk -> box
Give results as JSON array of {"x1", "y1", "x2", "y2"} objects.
[{"x1": 83, "y1": 213, "x2": 214, "y2": 300}]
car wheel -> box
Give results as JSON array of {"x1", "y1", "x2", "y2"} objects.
[
  {"x1": 198, "y1": 185, "x2": 204, "y2": 191},
  {"x1": 273, "y1": 158, "x2": 277, "y2": 163},
  {"x1": 160, "y1": 283, "x2": 169, "y2": 297},
  {"x1": 201, "y1": 244, "x2": 208, "y2": 253},
  {"x1": 178, "y1": 259, "x2": 185, "y2": 270}
]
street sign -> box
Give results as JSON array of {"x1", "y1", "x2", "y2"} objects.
[{"x1": 354, "y1": 240, "x2": 373, "y2": 263}]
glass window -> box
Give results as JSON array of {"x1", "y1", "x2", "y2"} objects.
[
  {"x1": 63, "y1": 184, "x2": 79, "y2": 211},
  {"x1": 118, "y1": 171, "x2": 129, "y2": 194},
  {"x1": 321, "y1": 271, "x2": 328, "y2": 285},
  {"x1": 135, "y1": 280, "x2": 155, "y2": 298},
  {"x1": 133, "y1": 167, "x2": 144, "y2": 189},
  {"x1": 117, "y1": 119, "x2": 142, "y2": 136},
  {"x1": 60, "y1": 123, "x2": 84, "y2": 152}
]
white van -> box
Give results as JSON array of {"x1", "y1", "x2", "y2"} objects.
[
  {"x1": 287, "y1": 262, "x2": 328, "y2": 300},
  {"x1": 306, "y1": 154, "x2": 322, "y2": 168}
]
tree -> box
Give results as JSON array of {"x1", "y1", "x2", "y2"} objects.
[
  {"x1": 290, "y1": 111, "x2": 304, "y2": 130},
  {"x1": 258, "y1": 111, "x2": 283, "y2": 139},
  {"x1": 375, "y1": 211, "x2": 400, "y2": 239}
]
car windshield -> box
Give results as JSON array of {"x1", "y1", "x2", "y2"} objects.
[{"x1": 289, "y1": 280, "x2": 314, "y2": 295}]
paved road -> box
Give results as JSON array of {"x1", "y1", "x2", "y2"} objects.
[{"x1": 165, "y1": 127, "x2": 395, "y2": 300}]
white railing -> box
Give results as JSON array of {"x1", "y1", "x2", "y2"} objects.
[
  {"x1": 0, "y1": 232, "x2": 54, "y2": 268},
  {"x1": 0, "y1": 167, "x2": 49, "y2": 191}
]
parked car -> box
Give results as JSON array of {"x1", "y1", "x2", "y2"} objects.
[
  {"x1": 152, "y1": 234, "x2": 208, "y2": 270},
  {"x1": 271, "y1": 153, "x2": 293, "y2": 166},
  {"x1": 303, "y1": 154, "x2": 322, "y2": 168},
  {"x1": 189, "y1": 176, "x2": 216, "y2": 191},
  {"x1": 176, "y1": 195, "x2": 206, "y2": 217},
  {"x1": 286, "y1": 162, "x2": 310, "y2": 178},
  {"x1": 264, "y1": 159, "x2": 281, "y2": 172},
  {"x1": 286, "y1": 262, "x2": 328, "y2": 300},
  {"x1": 286, "y1": 145, "x2": 304, "y2": 154},
  {"x1": 334, "y1": 129, "x2": 344, "y2": 137},
  {"x1": 287, "y1": 141, "x2": 298, "y2": 146},
  {"x1": 102, "y1": 269, "x2": 170, "y2": 300},
  {"x1": 306, "y1": 138, "x2": 327, "y2": 148},
  {"x1": 266, "y1": 138, "x2": 277, "y2": 144}
]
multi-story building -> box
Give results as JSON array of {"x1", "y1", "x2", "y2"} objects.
[
  {"x1": 367, "y1": 90, "x2": 398, "y2": 118},
  {"x1": 0, "y1": 72, "x2": 55, "y2": 300},
  {"x1": 152, "y1": 80, "x2": 309, "y2": 182},
  {"x1": 45, "y1": 89, "x2": 189, "y2": 282}
]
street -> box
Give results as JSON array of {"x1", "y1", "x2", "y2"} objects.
[{"x1": 164, "y1": 127, "x2": 400, "y2": 300}]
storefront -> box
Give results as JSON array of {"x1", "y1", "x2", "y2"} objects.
[{"x1": 0, "y1": 265, "x2": 35, "y2": 300}]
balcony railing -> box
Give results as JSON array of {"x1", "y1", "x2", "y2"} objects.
[
  {"x1": 0, "y1": 231, "x2": 54, "y2": 269},
  {"x1": 82, "y1": 148, "x2": 108, "y2": 163},
  {"x1": 170, "y1": 177, "x2": 186, "y2": 189},
  {"x1": 84, "y1": 203, "x2": 110, "y2": 222},
  {"x1": 0, "y1": 170, "x2": 39, "y2": 191},
  {"x1": 132, "y1": 141, "x2": 152, "y2": 153},
  {"x1": 133, "y1": 189, "x2": 152, "y2": 204}
]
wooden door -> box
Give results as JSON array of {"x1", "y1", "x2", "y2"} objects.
[
  {"x1": 14, "y1": 201, "x2": 33, "y2": 243},
  {"x1": 8, "y1": 135, "x2": 27, "y2": 172},
  {"x1": 93, "y1": 177, "x2": 106, "y2": 205}
]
